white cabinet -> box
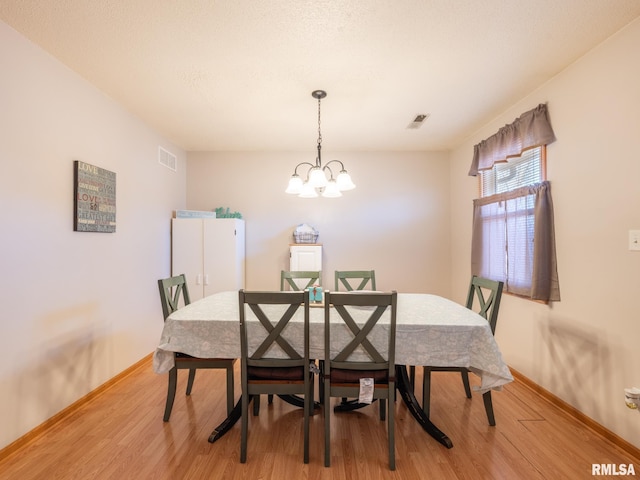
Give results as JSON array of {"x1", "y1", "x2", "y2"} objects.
[
  {"x1": 172, "y1": 218, "x2": 245, "y2": 300},
  {"x1": 290, "y1": 244, "x2": 322, "y2": 271}
]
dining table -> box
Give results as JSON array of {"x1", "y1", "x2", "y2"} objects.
[{"x1": 153, "y1": 290, "x2": 513, "y2": 448}]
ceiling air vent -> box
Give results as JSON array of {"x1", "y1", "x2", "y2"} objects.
[
  {"x1": 407, "y1": 113, "x2": 430, "y2": 129},
  {"x1": 158, "y1": 146, "x2": 177, "y2": 171}
]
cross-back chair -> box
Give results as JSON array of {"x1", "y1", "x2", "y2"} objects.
[
  {"x1": 280, "y1": 270, "x2": 322, "y2": 291},
  {"x1": 238, "y1": 290, "x2": 313, "y2": 464},
  {"x1": 252, "y1": 270, "x2": 321, "y2": 411},
  {"x1": 422, "y1": 275, "x2": 504, "y2": 425},
  {"x1": 334, "y1": 270, "x2": 376, "y2": 291},
  {"x1": 323, "y1": 290, "x2": 397, "y2": 470},
  {"x1": 157, "y1": 275, "x2": 235, "y2": 421}
]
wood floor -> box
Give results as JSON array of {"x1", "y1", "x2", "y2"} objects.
[{"x1": 1, "y1": 358, "x2": 638, "y2": 480}]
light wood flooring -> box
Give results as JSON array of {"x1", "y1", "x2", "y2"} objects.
[{"x1": 1, "y1": 358, "x2": 638, "y2": 480}]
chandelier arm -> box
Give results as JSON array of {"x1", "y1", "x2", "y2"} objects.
[
  {"x1": 323, "y1": 159, "x2": 345, "y2": 171},
  {"x1": 322, "y1": 164, "x2": 335, "y2": 179},
  {"x1": 292, "y1": 161, "x2": 315, "y2": 176}
]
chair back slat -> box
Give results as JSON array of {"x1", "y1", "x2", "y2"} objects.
[
  {"x1": 248, "y1": 302, "x2": 303, "y2": 359},
  {"x1": 332, "y1": 304, "x2": 388, "y2": 363}
]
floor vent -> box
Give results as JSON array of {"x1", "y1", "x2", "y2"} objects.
[{"x1": 158, "y1": 147, "x2": 177, "y2": 171}]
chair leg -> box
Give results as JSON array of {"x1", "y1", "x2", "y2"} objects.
[
  {"x1": 240, "y1": 391, "x2": 249, "y2": 463},
  {"x1": 226, "y1": 365, "x2": 235, "y2": 415},
  {"x1": 163, "y1": 367, "x2": 178, "y2": 422},
  {"x1": 461, "y1": 369, "x2": 472, "y2": 398},
  {"x1": 388, "y1": 388, "x2": 396, "y2": 470},
  {"x1": 421, "y1": 367, "x2": 431, "y2": 417},
  {"x1": 253, "y1": 394, "x2": 261, "y2": 416},
  {"x1": 379, "y1": 398, "x2": 386, "y2": 421},
  {"x1": 310, "y1": 374, "x2": 315, "y2": 413},
  {"x1": 324, "y1": 379, "x2": 331, "y2": 467},
  {"x1": 304, "y1": 377, "x2": 311, "y2": 464},
  {"x1": 318, "y1": 360, "x2": 324, "y2": 404},
  {"x1": 483, "y1": 391, "x2": 496, "y2": 426},
  {"x1": 268, "y1": 394, "x2": 274, "y2": 404},
  {"x1": 185, "y1": 368, "x2": 196, "y2": 395}
]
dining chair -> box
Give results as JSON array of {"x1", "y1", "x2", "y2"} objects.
[
  {"x1": 422, "y1": 275, "x2": 504, "y2": 425},
  {"x1": 280, "y1": 270, "x2": 322, "y2": 291},
  {"x1": 238, "y1": 290, "x2": 313, "y2": 464},
  {"x1": 323, "y1": 290, "x2": 397, "y2": 470},
  {"x1": 157, "y1": 275, "x2": 236, "y2": 421},
  {"x1": 334, "y1": 270, "x2": 376, "y2": 291},
  {"x1": 252, "y1": 270, "x2": 321, "y2": 412}
]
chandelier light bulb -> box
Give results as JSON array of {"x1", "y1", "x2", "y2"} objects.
[
  {"x1": 285, "y1": 174, "x2": 304, "y2": 194},
  {"x1": 322, "y1": 179, "x2": 342, "y2": 198},
  {"x1": 336, "y1": 170, "x2": 356, "y2": 191},
  {"x1": 298, "y1": 182, "x2": 318, "y2": 198}
]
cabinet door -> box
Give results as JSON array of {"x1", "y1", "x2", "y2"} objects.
[
  {"x1": 203, "y1": 219, "x2": 245, "y2": 295},
  {"x1": 172, "y1": 218, "x2": 205, "y2": 300},
  {"x1": 290, "y1": 245, "x2": 322, "y2": 271}
]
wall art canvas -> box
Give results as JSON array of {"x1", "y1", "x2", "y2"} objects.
[{"x1": 74, "y1": 160, "x2": 116, "y2": 232}]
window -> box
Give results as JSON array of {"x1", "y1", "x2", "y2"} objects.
[
  {"x1": 480, "y1": 147, "x2": 544, "y2": 197},
  {"x1": 470, "y1": 104, "x2": 560, "y2": 302},
  {"x1": 473, "y1": 148, "x2": 543, "y2": 295}
]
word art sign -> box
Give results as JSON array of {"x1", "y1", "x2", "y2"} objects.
[{"x1": 73, "y1": 160, "x2": 116, "y2": 233}]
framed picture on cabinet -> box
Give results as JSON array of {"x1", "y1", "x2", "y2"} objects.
[{"x1": 73, "y1": 160, "x2": 116, "y2": 233}]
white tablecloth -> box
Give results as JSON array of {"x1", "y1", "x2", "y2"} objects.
[{"x1": 153, "y1": 291, "x2": 513, "y2": 393}]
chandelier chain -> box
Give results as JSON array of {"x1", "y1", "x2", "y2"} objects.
[{"x1": 317, "y1": 96, "x2": 322, "y2": 148}]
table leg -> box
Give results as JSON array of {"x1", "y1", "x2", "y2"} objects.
[
  {"x1": 277, "y1": 394, "x2": 320, "y2": 412},
  {"x1": 333, "y1": 398, "x2": 378, "y2": 412},
  {"x1": 396, "y1": 365, "x2": 453, "y2": 449},
  {"x1": 208, "y1": 397, "x2": 244, "y2": 443},
  {"x1": 208, "y1": 368, "x2": 453, "y2": 447},
  {"x1": 208, "y1": 394, "x2": 319, "y2": 443}
]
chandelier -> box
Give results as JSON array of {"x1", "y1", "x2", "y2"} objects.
[{"x1": 285, "y1": 90, "x2": 356, "y2": 198}]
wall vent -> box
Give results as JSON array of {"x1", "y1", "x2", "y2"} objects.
[
  {"x1": 158, "y1": 146, "x2": 177, "y2": 171},
  {"x1": 407, "y1": 113, "x2": 430, "y2": 129}
]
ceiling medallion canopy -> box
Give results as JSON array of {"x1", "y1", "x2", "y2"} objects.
[{"x1": 285, "y1": 90, "x2": 355, "y2": 198}]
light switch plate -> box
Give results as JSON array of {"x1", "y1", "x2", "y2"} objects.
[{"x1": 630, "y1": 230, "x2": 640, "y2": 251}]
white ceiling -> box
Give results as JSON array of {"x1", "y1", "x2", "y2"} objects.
[{"x1": 2, "y1": 1, "x2": 639, "y2": 152}]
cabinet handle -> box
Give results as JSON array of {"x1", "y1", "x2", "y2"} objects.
[
  {"x1": 196, "y1": 274, "x2": 202, "y2": 285},
  {"x1": 204, "y1": 274, "x2": 209, "y2": 286}
]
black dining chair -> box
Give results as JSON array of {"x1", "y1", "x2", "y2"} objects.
[
  {"x1": 157, "y1": 275, "x2": 236, "y2": 421},
  {"x1": 238, "y1": 290, "x2": 313, "y2": 464},
  {"x1": 323, "y1": 290, "x2": 397, "y2": 470},
  {"x1": 422, "y1": 275, "x2": 504, "y2": 425}
]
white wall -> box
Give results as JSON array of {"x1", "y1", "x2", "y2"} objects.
[
  {"x1": 450, "y1": 18, "x2": 640, "y2": 447},
  {"x1": 0, "y1": 22, "x2": 186, "y2": 449},
  {"x1": 186, "y1": 151, "x2": 452, "y2": 296}
]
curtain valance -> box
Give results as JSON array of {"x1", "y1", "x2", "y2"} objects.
[{"x1": 468, "y1": 103, "x2": 556, "y2": 176}]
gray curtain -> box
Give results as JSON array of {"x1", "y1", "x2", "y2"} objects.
[
  {"x1": 471, "y1": 181, "x2": 560, "y2": 302},
  {"x1": 469, "y1": 104, "x2": 556, "y2": 176}
]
